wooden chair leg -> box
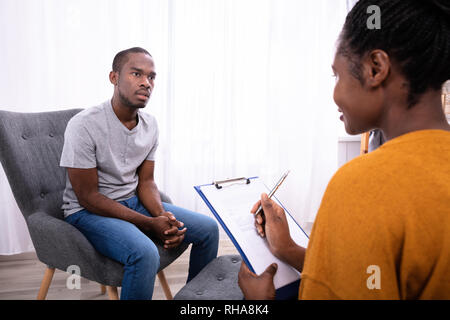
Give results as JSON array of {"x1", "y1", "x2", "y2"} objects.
[
  {"x1": 100, "y1": 284, "x2": 106, "y2": 295},
  {"x1": 157, "y1": 270, "x2": 173, "y2": 300},
  {"x1": 360, "y1": 131, "x2": 370, "y2": 155},
  {"x1": 37, "y1": 267, "x2": 55, "y2": 300},
  {"x1": 106, "y1": 286, "x2": 119, "y2": 300}
]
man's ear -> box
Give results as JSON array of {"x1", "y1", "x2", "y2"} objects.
[
  {"x1": 109, "y1": 71, "x2": 118, "y2": 86},
  {"x1": 363, "y1": 49, "x2": 391, "y2": 88}
]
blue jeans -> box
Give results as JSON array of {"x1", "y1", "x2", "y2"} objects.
[{"x1": 65, "y1": 196, "x2": 219, "y2": 300}]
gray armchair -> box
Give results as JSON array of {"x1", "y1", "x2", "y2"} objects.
[{"x1": 0, "y1": 108, "x2": 188, "y2": 300}]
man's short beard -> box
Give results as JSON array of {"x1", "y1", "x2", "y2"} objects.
[{"x1": 118, "y1": 87, "x2": 147, "y2": 109}]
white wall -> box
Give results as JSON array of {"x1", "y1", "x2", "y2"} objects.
[
  {"x1": 338, "y1": 136, "x2": 361, "y2": 167},
  {"x1": 0, "y1": 0, "x2": 349, "y2": 254}
]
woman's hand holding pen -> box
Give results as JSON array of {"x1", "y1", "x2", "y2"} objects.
[
  {"x1": 238, "y1": 192, "x2": 307, "y2": 299},
  {"x1": 238, "y1": 192, "x2": 301, "y2": 300},
  {"x1": 250, "y1": 193, "x2": 295, "y2": 262},
  {"x1": 250, "y1": 193, "x2": 306, "y2": 273}
]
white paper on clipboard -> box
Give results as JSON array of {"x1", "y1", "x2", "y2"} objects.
[{"x1": 196, "y1": 177, "x2": 309, "y2": 290}]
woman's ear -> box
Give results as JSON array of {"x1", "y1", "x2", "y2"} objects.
[{"x1": 363, "y1": 49, "x2": 391, "y2": 88}]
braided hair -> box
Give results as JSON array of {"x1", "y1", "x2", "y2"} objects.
[{"x1": 338, "y1": 0, "x2": 450, "y2": 107}]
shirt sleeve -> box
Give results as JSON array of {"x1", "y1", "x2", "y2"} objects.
[
  {"x1": 299, "y1": 276, "x2": 342, "y2": 299},
  {"x1": 60, "y1": 118, "x2": 97, "y2": 169},
  {"x1": 145, "y1": 118, "x2": 159, "y2": 161}
]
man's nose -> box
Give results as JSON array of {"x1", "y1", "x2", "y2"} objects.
[{"x1": 140, "y1": 77, "x2": 153, "y2": 89}]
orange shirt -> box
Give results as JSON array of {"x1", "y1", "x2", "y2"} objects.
[{"x1": 299, "y1": 130, "x2": 450, "y2": 299}]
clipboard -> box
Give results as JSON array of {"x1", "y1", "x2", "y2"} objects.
[{"x1": 195, "y1": 176, "x2": 309, "y2": 300}]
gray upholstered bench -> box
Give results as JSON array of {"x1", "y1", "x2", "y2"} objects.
[{"x1": 174, "y1": 255, "x2": 244, "y2": 300}]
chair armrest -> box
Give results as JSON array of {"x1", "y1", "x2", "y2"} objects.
[
  {"x1": 26, "y1": 211, "x2": 123, "y2": 285},
  {"x1": 159, "y1": 191, "x2": 172, "y2": 204}
]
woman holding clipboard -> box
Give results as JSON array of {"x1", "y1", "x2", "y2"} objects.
[{"x1": 238, "y1": 0, "x2": 450, "y2": 300}]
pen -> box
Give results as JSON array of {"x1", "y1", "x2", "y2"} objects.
[{"x1": 254, "y1": 170, "x2": 290, "y2": 218}]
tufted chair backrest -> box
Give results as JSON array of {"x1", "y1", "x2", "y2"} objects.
[{"x1": 0, "y1": 109, "x2": 83, "y2": 220}]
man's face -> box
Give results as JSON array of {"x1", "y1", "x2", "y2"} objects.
[
  {"x1": 113, "y1": 52, "x2": 156, "y2": 109},
  {"x1": 332, "y1": 53, "x2": 381, "y2": 135}
]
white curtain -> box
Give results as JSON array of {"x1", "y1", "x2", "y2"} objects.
[{"x1": 0, "y1": 0, "x2": 348, "y2": 254}]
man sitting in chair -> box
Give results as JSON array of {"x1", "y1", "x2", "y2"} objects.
[{"x1": 60, "y1": 47, "x2": 219, "y2": 300}]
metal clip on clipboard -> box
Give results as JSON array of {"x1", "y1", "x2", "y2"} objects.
[{"x1": 213, "y1": 177, "x2": 251, "y2": 189}]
